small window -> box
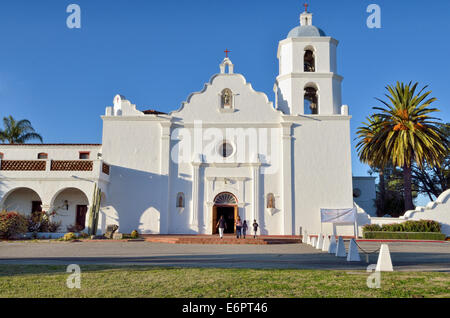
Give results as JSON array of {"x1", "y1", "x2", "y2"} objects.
[
  {"x1": 176, "y1": 193, "x2": 185, "y2": 208},
  {"x1": 267, "y1": 193, "x2": 275, "y2": 209},
  {"x1": 218, "y1": 141, "x2": 234, "y2": 158},
  {"x1": 37, "y1": 153, "x2": 48, "y2": 159},
  {"x1": 79, "y1": 152, "x2": 90, "y2": 160}
]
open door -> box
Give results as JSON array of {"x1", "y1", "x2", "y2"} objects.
[
  {"x1": 234, "y1": 205, "x2": 238, "y2": 232},
  {"x1": 212, "y1": 205, "x2": 218, "y2": 234},
  {"x1": 76, "y1": 205, "x2": 88, "y2": 231}
]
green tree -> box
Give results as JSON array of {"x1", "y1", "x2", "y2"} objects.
[
  {"x1": 357, "y1": 82, "x2": 446, "y2": 213},
  {"x1": 356, "y1": 115, "x2": 387, "y2": 214},
  {"x1": 0, "y1": 116, "x2": 43, "y2": 144},
  {"x1": 412, "y1": 123, "x2": 450, "y2": 201}
]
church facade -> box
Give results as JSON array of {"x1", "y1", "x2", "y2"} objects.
[{"x1": 0, "y1": 10, "x2": 375, "y2": 236}]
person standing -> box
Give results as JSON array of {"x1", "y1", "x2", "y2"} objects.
[
  {"x1": 235, "y1": 216, "x2": 242, "y2": 239},
  {"x1": 242, "y1": 220, "x2": 248, "y2": 239},
  {"x1": 252, "y1": 220, "x2": 259, "y2": 239},
  {"x1": 216, "y1": 215, "x2": 227, "y2": 239}
]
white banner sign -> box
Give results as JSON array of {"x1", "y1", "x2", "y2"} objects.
[{"x1": 320, "y1": 208, "x2": 356, "y2": 224}]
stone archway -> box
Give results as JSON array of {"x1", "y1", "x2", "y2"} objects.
[
  {"x1": 1, "y1": 187, "x2": 43, "y2": 216},
  {"x1": 212, "y1": 192, "x2": 238, "y2": 235},
  {"x1": 50, "y1": 188, "x2": 90, "y2": 232}
]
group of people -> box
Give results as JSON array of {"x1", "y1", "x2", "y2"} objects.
[{"x1": 216, "y1": 215, "x2": 259, "y2": 239}]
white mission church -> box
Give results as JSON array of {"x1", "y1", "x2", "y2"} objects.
[{"x1": 0, "y1": 9, "x2": 378, "y2": 236}]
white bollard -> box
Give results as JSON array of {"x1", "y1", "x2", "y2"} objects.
[
  {"x1": 376, "y1": 244, "x2": 394, "y2": 272},
  {"x1": 316, "y1": 233, "x2": 324, "y2": 249},
  {"x1": 328, "y1": 235, "x2": 337, "y2": 254},
  {"x1": 322, "y1": 235, "x2": 330, "y2": 252},
  {"x1": 346, "y1": 238, "x2": 361, "y2": 262},
  {"x1": 304, "y1": 230, "x2": 309, "y2": 244},
  {"x1": 335, "y1": 236, "x2": 346, "y2": 257},
  {"x1": 310, "y1": 236, "x2": 317, "y2": 247}
]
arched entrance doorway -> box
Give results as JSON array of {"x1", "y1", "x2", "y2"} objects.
[
  {"x1": 1, "y1": 187, "x2": 42, "y2": 216},
  {"x1": 212, "y1": 192, "x2": 238, "y2": 235},
  {"x1": 50, "y1": 188, "x2": 90, "y2": 232}
]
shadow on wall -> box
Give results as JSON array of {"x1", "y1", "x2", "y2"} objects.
[{"x1": 101, "y1": 165, "x2": 192, "y2": 235}]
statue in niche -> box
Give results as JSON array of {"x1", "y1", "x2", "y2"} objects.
[
  {"x1": 222, "y1": 89, "x2": 232, "y2": 108},
  {"x1": 267, "y1": 193, "x2": 275, "y2": 209}
]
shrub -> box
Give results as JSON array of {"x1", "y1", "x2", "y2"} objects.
[
  {"x1": 364, "y1": 220, "x2": 442, "y2": 234},
  {"x1": 131, "y1": 230, "x2": 139, "y2": 239},
  {"x1": 382, "y1": 223, "x2": 404, "y2": 232},
  {"x1": 63, "y1": 232, "x2": 77, "y2": 241},
  {"x1": 27, "y1": 212, "x2": 61, "y2": 233},
  {"x1": 363, "y1": 231, "x2": 446, "y2": 240},
  {"x1": 362, "y1": 224, "x2": 381, "y2": 233},
  {"x1": 0, "y1": 211, "x2": 28, "y2": 239}
]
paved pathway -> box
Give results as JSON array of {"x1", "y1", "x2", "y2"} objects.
[{"x1": 0, "y1": 240, "x2": 449, "y2": 271}]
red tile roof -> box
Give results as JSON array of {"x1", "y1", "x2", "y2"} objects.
[{"x1": 142, "y1": 109, "x2": 167, "y2": 115}]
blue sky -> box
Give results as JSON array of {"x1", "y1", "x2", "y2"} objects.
[{"x1": 0, "y1": 0, "x2": 449, "y2": 183}]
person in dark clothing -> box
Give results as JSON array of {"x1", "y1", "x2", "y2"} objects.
[
  {"x1": 252, "y1": 220, "x2": 259, "y2": 238},
  {"x1": 216, "y1": 215, "x2": 227, "y2": 239},
  {"x1": 242, "y1": 220, "x2": 248, "y2": 239}
]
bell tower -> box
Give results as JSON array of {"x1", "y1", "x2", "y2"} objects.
[{"x1": 274, "y1": 7, "x2": 345, "y2": 116}]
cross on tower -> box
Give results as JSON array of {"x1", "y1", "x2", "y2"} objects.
[
  {"x1": 304, "y1": 3, "x2": 308, "y2": 12},
  {"x1": 224, "y1": 49, "x2": 231, "y2": 58}
]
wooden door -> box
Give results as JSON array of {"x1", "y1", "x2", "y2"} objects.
[
  {"x1": 234, "y1": 205, "x2": 238, "y2": 232},
  {"x1": 212, "y1": 205, "x2": 218, "y2": 234},
  {"x1": 31, "y1": 201, "x2": 42, "y2": 215},
  {"x1": 76, "y1": 205, "x2": 88, "y2": 230}
]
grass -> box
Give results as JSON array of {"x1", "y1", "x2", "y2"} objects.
[{"x1": 0, "y1": 265, "x2": 449, "y2": 298}]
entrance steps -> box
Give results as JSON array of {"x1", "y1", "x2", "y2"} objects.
[{"x1": 141, "y1": 234, "x2": 302, "y2": 245}]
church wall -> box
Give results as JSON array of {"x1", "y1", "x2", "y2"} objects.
[
  {"x1": 166, "y1": 123, "x2": 284, "y2": 235},
  {"x1": 291, "y1": 117, "x2": 354, "y2": 235},
  {"x1": 260, "y1": 165, "x2": 283, "y2": 235},
  {"x1": 172, "y1": 75, "x2": 280, "y2": 124},
  {"x1": 100, "y1": 118, "x2": 167, "y2": 234}
]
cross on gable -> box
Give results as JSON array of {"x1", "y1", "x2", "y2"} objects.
[
  {"x1": 304, "y1": 3, "x2": 308, "y2": 12},
  {"x1": 224, "y1": 49, "x2": 231, "y2": 58}
]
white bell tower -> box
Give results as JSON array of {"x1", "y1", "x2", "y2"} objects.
[{"x1": 274, "y1": 7, "x2": 345, "y2": 116}]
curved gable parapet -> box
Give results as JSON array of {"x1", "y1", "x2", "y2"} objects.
[{"x1": 170, "y1": 73, "x2": 282, "y2": 122}]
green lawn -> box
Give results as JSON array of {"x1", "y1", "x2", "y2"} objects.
[{"x1": 0, "y1": 265, "x2": 448, "y2": 298}]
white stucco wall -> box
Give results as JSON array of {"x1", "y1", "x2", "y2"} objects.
[{"x1": 352, "y1": 176, "x2": 376, "y2": 216}]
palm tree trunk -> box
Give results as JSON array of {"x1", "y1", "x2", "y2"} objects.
[
  {"x1": 378, "y1": 168, "x2": 386, "y2": 216},
  {"x1": 403, "y1": 164, "x2": 414, "y2": 212}
]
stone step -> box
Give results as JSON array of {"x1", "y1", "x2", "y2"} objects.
[{"x1": 142, "y1": 235, "x2": 302, "y2": 245}]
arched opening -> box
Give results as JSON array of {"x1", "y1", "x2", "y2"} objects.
[
  {"x1": 212, "y1": 192, "x2": 238, "y2": 235},
  {"x1": 176, "y1": 192, "x2": 185, "y2": 208},
  {"x1": 304, "y1": 49, "x2": 315, "y2": 72},
  {"x1": 304, "y1": 85, "x2": 319, "y2": 115},
  {"x1": 50, "y1": 188, "x2": 89, "y2": 232},
  {"x1": 221, "y1": 88, "x2": 233, "y2": 109},
  {"x1": 1, "y1": 187, "x2": 42, "y2": 216},
  {"x1": 266, "y1": 193, "x2": 275, "y2": 209}
]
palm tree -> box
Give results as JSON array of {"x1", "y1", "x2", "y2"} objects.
[
  {"x1": 0, "y1": 116, "x2": 43, "y2": 144},
  {"x1": 359, "y1": 82, "x2": 447, "y2": 212},
  {"x1": 356, "y1": 115, "x2": 387, "y2": 215}
]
